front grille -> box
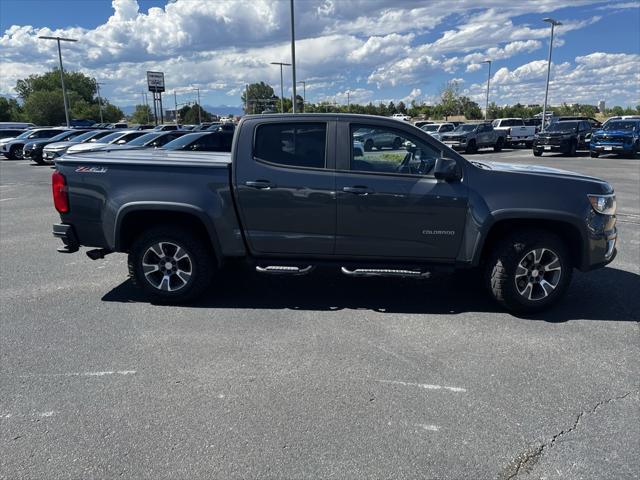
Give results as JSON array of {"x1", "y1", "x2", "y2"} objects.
[{"x1": 538, "y1": 137, "x2": 562, "y2": 145}]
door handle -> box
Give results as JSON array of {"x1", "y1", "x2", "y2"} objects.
[
  {"x1": 245, "y1": 180, "x2": 274, "y2": 189},
  {"x1": 343, "y1": 186, "x2": 372, "y2": 195}
]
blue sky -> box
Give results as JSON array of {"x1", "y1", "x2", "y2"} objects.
[{"x1": 1, "y1": 0, "x2": 638, "y2": 109}]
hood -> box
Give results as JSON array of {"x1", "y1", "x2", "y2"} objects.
[
  {"x1": 24, "y1": 138, "x2": 51, "y2": 148},
  {"x1": 441, "y1": 132, "x2": 468, "y2": 138},
  {"x1": 45, "y1": 141, "x2": 77, "y2": 150},
  {"x1": 0, "y1": 137, "x2": 17, "y2": 145},
  {"x1": 474, "y1": 161, "x2": 603, "y2": 182},
  {"x1": 538, "y1": 130, "x2": 575, "y2": 137},
  {"x1": 594, "y1": 129, "x2": 635, "y2": 137}
]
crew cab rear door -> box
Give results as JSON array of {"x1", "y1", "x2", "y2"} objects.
[
  {"x1": 335, "y1": 120, "x2": 468, "y2": 260},
  {"x1": 233, "y1": 119, "x2": 336, "y2": 255}
]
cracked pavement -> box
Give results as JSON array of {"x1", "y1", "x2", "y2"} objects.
[{"x1": 1, "y1": 149, "x2": 639, "y2": 479}]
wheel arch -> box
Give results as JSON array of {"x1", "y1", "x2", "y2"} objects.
[
  {"x1": 473, "y1": 212, "x2": 587, "y2": 270},
  {"x1": 115, "y1": 202, "x2": 223, "y2": 265}
]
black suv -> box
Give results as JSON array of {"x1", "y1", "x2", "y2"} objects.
[{"x1": 533, "y1": 120, "x2": 592, "y2": 156}]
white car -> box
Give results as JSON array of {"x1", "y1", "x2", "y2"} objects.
[
  {"x1": 392, "y1": 113, "x2": 410, "y2": 121},
  {"x1": 66, "y1": 130, "x2": 146, "y2": 154},
  {"x1": 420, "y1": 122, "x2": 455, "y2": 140},
  {"x1": 491, "y1": 118, "x2": 536, "y2": 146}
]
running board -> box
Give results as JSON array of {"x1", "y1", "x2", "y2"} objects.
[
  {"x1": 255, "y1": 265, "x2": 314, "y2": 275},
  {"x1": 341, "y1": 267, "x2": 431, "y2": 278}
]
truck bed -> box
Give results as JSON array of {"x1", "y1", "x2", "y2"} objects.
[{"x1": 56, "y1": 149, "x2": 232, "y2": 168}]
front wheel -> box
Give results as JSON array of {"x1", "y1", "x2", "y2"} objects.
[
  {"x1": 485, "y1": 229, "x2": 572, "y2": 314},
  {"x1": 493, "y1": 138, "x2": 504, "y2": 152},
  {"x1": 128, "y1": 227, "x2": 214, "y2": 303},
  {"x1": 566, "y1": 141, "x2": 577, "y2": 157},
  {"x1": 590, "y1": 150, "x2": 599, "y2": 158},
  {"x1": 465, "y1": 140, "x2": 477, "y2": 154},
  {"x1": 533, "y1": 149, "x2": 542, "y2": 157},
  {"x1": 7, "y1": 145, "x2": 22, "y2": 160}
]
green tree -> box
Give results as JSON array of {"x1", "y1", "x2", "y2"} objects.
[
  {"x1": 16, "y1": 69, "x2": 96, "y2": 103},
  {"x1": 397, "y1": 101, "x2": 407, "y2": 114},
  {"x1": 439, "y1": 81, "x2": 461, "y2": 120},
  {"x1": 0, "y1": 97, "x2": 23, "y2": 121},
  {"x1": 130, "y1": 104, "x2": 153, "y2": 124},
  {"x1": 22, "y1": 89, "x2": 67, "y2": 125},
  {"x1": 241, "y1": 82, "x2": 276, "y2": 114}
]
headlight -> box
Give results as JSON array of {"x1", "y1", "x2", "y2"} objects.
[{"x1": 588, "y1": 194, "x2": 616, "y2": 215}]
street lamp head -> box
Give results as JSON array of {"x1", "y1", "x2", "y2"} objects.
[
  {"x1": 481, "y1": 59, "x2": 491, "y2": 64},
  {"x1": 38, "y1": 35, "x2": 78, "y2": 42},
  {"x1": 543, "y1": 18, "x2": 562, "y2": 26}
]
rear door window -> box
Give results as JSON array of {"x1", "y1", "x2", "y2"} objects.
[{"x1": 254, "y1": 123, "x2": 327, "y2": 169}]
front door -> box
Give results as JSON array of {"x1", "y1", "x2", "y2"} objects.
[
  {"x1": 336, "y1": 122, "x2": 468, "y2": 260},
  {"x1": 234, "y1": 120, "x2": 336, "y2": 256}
]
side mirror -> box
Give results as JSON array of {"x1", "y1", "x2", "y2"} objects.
[{"x1": 434, "y1": 157, "x2": 461, "y2": 182}]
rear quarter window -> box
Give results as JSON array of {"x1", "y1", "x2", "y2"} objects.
[{"x1": 254, "y1": 123, "x2": 327, "y2": 169}]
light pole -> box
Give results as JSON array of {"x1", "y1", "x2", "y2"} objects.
[
  {"x1": 289, "y1": 0, "x2": 297, "y2": 113},
  {"x1": 297, "y1": 80, "x2": 306, "y2": 111},
  {"x1": 94, "y1": 80, "x2": 105, "y2": 124},
  {"x1": 270, "y1": 62, "x2": 291, "y2": 113},
  {"x1": 347, "y1": 90, "x2": 350, "y2": 111},
  {"x1": 481, "y1": 60, "x2": 491, "y2": 120},
  {"x1": 541, "y1": 17, "x2": 562, "y2": 131},
  {"x1": 38, "y1": 35, "x2": 77, "y2": 127}
]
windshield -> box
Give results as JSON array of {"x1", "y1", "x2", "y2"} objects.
[
  {"x1": 97, "y1": 132, "x2": 127, "y2": 143},
  {"x1": 48, "y1": 130, "x2": 77, "y2": 142},
  {"x1": 72, "y1": 130, "x2": 102, "y2": 142},
  {"x1": 421, "y1": 125, "x2": 438, "y2": 132},
  {"x1": 126, "y1": 133, "x2": 161, "y2": 146},
  {"x1": 16, "y1": 130, "x2": 35, "y2": 139},
  {"x1": 603, "y1": 121, "x2": 637, "y2": 131},
  {"x1": 161, "y1": 133, "x2": 203, "y2": 149},
  {"x1": 546, "y1": 122, "x2": 579, "y2": 132},
  {"x1": 455, "y1": 125, "x2": 477, "y2": 132}
]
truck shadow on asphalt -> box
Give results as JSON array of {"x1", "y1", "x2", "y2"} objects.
[{"x1": 102, "y1": 266, "x2": 639, "y2": 323}]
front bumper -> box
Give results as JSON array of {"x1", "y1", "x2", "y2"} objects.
[
  {"x1": 583, "y1": 211, "x2": 617, "y2": 270},
  {"x1": 53, "y1": 223, "x2": 79, "y2": 253},
  {"x1": 591, "y1": 143, "x2": 633, "y2": 154},
  {"x1": 442, "y1": 139, "x2": 467, "y2": 149},
  {"x1": 23, "y1": 147, "x2": 42, "y2": 160}
]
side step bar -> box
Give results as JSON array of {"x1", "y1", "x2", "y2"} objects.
[
  {"x1": 255, "y1": 265, "x2": 314, "y2": 275},
  {"x1": 341, "y1": 267, "x2": 431, "y2": 278}
]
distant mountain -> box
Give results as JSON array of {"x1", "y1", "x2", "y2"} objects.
[{"x1": 118, "y1": 104, "x2": 244, "y2": 117}]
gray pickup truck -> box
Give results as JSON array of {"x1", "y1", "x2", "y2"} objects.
[
  {"x1": 440, "y1": 123, "x2": 506, "y2": 153},
  {"x1": 52, "y1": 114, "x2": 618, "y2": 313}
]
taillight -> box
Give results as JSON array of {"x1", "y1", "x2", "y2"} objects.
[{"x1": 52, "y1": 171, "x2": 69, "y2": 213}]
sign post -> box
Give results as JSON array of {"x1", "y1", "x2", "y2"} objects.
[{"x1": 147, "y1": 71, "x2": 165, "y2": 126}]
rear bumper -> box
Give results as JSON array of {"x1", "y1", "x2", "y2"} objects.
[{"x1": 52, "y1": 223, "x2": 79, "y2": 253}]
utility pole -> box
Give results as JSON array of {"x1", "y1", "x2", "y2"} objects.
[
  {"x1": 174, "y1": 90, "x2": 179, "y2": 126},
  {"x1": 95, "y1": 80, "x2": 105, "y2": 124},
  {"x1": 38, "y1": 35, "x2": 77, "y2": 127},
  {"x1": 347, "y1": 91, "x2": 350, "y2": 111},
  {"x1": 290, "y1": 0, "x2": 297, "y2": 113},
  {"x1": 141, "y1": 91, "x2": 151, "y2": 123},
  {"x1": 541, "y1": 17, "x2": 562, "y2": 131},
  {"x1": 481, "y1": 60, "x2": 491, "y2": 120},
  {"x1": 270, "y1": 62, "x2": 291, "y2": 113},
  {"x1": 194, "y1": 87, "x2": 201, "y2": 124},
  {"x1": 297, "y1": 81, "x2": 306, "y2": 112}
]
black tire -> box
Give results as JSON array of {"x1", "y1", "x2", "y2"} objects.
[
  {"x1": 364, "y1": 139, "x2": 374, "y2": 152},
  {"x1": 533, "y1": 149, "x2": 542, "y2": 157},
  {"x1": 566, "y1": 141, "x2": 577, "y2": 157},
  {"x1": 32, "y1": 156, "x2": 46, "y2": 165},
  {"x1": 7, "y1": 145, "x2": 22, "y2": 160},
  {"x1": 128, "y1": 227, "x2": 215, "y2": 303},
  {"x1": 465, "y1": 140, "x2": 477, "y2": 154},
  {"x1": 484, "y1": 229, "x2": 573, "y2": 314},
  {"x1": 493, "y1": 137, "x2": 504, "y2": 152},
  {"x1": 392, "y1": 137, "x2": 402, "y2": 150},
  {"x1": 525, "y1": 141, "x2": 533, "y2": 148},
  {"x1": 590, "y1": 151, "x2": 599, "y2": 158}
]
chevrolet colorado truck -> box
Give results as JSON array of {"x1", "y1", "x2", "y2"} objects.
[{"x1": 51, "y1": 114, "x2": 618, "y2": 313}]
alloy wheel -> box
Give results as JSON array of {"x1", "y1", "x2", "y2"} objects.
[
  {"x1": 141, "y1": 241, "x2": 193, "y2": 292},
  {"x1": 514, "y1": 248, "x2": 562, "y2": 301}
]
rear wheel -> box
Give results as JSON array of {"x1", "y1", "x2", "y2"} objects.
[
  {"x1": 485, "y1": 229, "x2": 572, "y2": 314},
  {"x1": 128, "y1": 227, "x2": 214, "y2": 303}
]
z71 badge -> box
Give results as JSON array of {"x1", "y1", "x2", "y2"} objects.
[{"x1": 75, "y1": 166, "x2": 108, "y2": 173}]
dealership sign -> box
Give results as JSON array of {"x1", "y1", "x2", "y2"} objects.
[{"x1": 147, "y1": 71, "x2": 165, "y2": 93}]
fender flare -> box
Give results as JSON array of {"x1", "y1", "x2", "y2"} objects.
[{"x1": 114, "y1": 201, "x2": 223, "y2": 263}]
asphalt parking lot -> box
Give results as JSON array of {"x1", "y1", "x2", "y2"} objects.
[{"x1": 1, "y1": 148, "x2": 638, "y2": 479}]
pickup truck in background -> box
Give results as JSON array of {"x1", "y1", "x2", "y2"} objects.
[
  {"x1": 532, "y1": 120, "x2": 592, "y2": 157},
  {"x1": 491, "y1": 118, "x2": 536, "y2": 147},
  {"x1": 590, "y1": 119, "x2": 640, "y2": 158},
  {"x1": 52, "y1": 114, "x2": 618, "y2": 314},
  {"x1": 439, "y1": 123, "x2": 506, "y2": 153}
]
